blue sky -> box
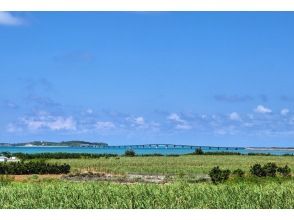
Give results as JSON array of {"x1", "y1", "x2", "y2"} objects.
[{"x1": 1, "y1": 12, "x2": 294, "y2": 147}]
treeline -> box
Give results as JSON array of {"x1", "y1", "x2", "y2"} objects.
[
  {"x1": 1, "y1": 150, "x2": 293, "y2": 160},
  {"x1": 192, "y1": 148, "x2": 293, "y2": 156},
  {"x1": 1, "y1": 152, "x2": 118, "y2": 160},
  {"x1": 0, "y1": 162, "x2": 70, "y2": 175},
  {"x1": 0, "y1": 140, "x2": 108, "y2": 147}
]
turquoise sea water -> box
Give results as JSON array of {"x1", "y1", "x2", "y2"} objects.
[{"x1": 0, "y1": 146, "x2": 293, "y2": 155}]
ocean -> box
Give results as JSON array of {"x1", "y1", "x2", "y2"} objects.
[{"x1": 0, "y1": 146, "x2": 293, "y2": 155}]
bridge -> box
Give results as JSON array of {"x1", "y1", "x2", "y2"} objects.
[{"x1": 92, "y1": 144, "x2": 244, "y2": 150}]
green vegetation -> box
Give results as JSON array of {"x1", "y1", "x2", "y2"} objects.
[
  {"x1": 48, "y1": 155, "x2": 294, "y2": 175},
  {"x1": 277, "y1": 165, "x2": 291, "y2": 177},
  {"x1": 232, "y1": 169, "x2": 245, "y2": 178},
  {"x1": 0, "y1": 140, "x2": 108, "y2": 147},
  {"x1": 5, "y1": 152, "x2": 118, "y2": 160},
  {"x1": 209, "y1": 166, "x2": 231, "y2": 184},
  {"x1": 124, "y1": 149, "x2": 136, "y2": 157},
  {"x1": 0, "y1": 181, "x2": 293, "y2": 208},
  {"x1": 0, "y1": 154, "x2": 293, "y2": 209},
  {"x1": 249, "y1": 163, "x2": 291, "y2": 177},
  {"x1": 194, "y1": 148, "x2": 204, "y2": 155},
  {"x1": 0, "y1": 162, "x2": 70, "y2": 174},
  {"x1": 0, "y1": 175, "x2": 14, "y2": 186},
  {"x1": 192, "y1": 151, "x2": 241, "y2": 155}
]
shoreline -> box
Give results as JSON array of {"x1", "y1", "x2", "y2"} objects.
[
  {"x1": 0, "y1": 146, "x2": 71, "y2": 148},
  {"x1": 0, "y1": 146, "x2": 294, "y2": 150},
  {"x1": 246, "y1": 147, "x2": 294, "y2": 151}
]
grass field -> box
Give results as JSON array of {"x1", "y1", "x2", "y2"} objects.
[
  {"x1": 48, "y1": 155, "x2": 294, "y2": 175},
  {"x1": 0, "y1": 180, "x2": 293, "y2": 208},
  {"x1": 1, "y1": 155, "x2": 294, "y2": 209}
]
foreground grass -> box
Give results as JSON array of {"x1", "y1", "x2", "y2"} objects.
[
  {"x1": 0, "y1": 180, "x2": 293, "y2": 208},
  {"x1": 48, "y1": 155, "x2": 294, "y2": 175}
]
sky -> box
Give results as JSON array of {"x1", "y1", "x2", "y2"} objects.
[{"x1": 1, "y1": 12, "x2": 294, "y2": 147}]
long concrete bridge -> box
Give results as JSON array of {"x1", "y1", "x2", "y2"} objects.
[{"x1": 93, "y1": 144, "x2": 243, "y2": 150}]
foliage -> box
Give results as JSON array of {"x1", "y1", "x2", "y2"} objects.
[
  {"x1": 124, "y1": 149, "x2": 136, "y2": 157},
  {"x1": 250, "y1": 164, "x2": 266, "y2": 177},
  {"x1": 0, "y1": 162, "x2": 70, "y2": 175},
  {"x1": 209, "y1": 166, "x2": 231, "y2": 184},
  {"x1": 7, "y1": 152, "x2": 118, "y2": 160},
  {"x1": 263, "y1": 162, "x2": 278, "y2": 177},
  {"x1": 277, "y1": 165, "x2": 291, "y2": 177},
  {"x1": 194, "y1": 148, "x2": 204, "y2": 155},
  {"x1": 0, "y1": 175, "x2": 14, "y2": 186},
  {"x1": 1, "y1": 181, "x2": 294, "y2": 208},
  {"x1": 250, "y1": 163, "x2": 290, "y2": 178},
  {"x1": 232, "y1": 169, "x2": 245, "y2": 177},
  {"x1": 203, "y1": 151, "x2": 241, "y2": 155},
  {"x1": 48, "y1": 155, "x2": 294, "y2": 175},
  {"x1": 247, "y1": 153, "x2": 271, "y2": 156}
]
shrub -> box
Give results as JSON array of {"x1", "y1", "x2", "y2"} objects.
[
  {"x1": 277, "y1": 165, "x2": 291, "y2": 177},
  {"x1": 250, "y1": 164, "x2": 266, "y2": 177},
  {"x1": 194, "y1": 148, "x2": 204, "y2": 155},
  {"x1": 0, "y1": 162, "x2": 70, "y2": 175},
  {"x1": 124, "y1": 149, "x2": 136, "y2": 157},
  {"x1": 250, "y1": 163, "x2": 279, "y2": 177},
  {"x1": 209, "y1": 166, "x2": 231, "y2": 184},
  {"x1": 6, "y1": 152, "x2": 118, "y2": 160},
  {"x1": 232, "y1": 169, "x2": 245, "y2": 178},
  {"x1": 204, "y1": 151, "x2": 241, "y2": 155},
  {"x1": 263, "y1": 162, "x2": 278, "y2": 177}
]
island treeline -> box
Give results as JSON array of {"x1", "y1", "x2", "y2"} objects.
[{"x1": 0, "y1": 140, "x2": 108, "y2": 147}]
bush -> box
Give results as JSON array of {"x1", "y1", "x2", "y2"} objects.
[
  {"x1": 277, "y1": 165, "x2": 291, "y2": 177},
  {"x1": 194, "y1": 148, "x2": 204, "y2": 155},
  {"x1": 263, "y1": 162, "x2": 278, "y2": 177},
  {"x1": 204, "y1": 151, "x2": 241, "y2": 155},
  {"x1": 232, "y1": 169, "x2": 245, "y2": 178},
  {"x1": 124, "y1": 149, "x2": 136, "y2": 157},
  {"x1": 250, "y1": 164, "x2": 266, "y2": 177},
  {"x1": 6, "y1": 152, "x2": 118, "y2": 160},
  {"x1": 250, "y1": 163, "x2": 279, "y2": 177},
  {"x1": 0, "y1": 162, "x2": 70, "y2": 175},
  {"x1": 209, "y1": 166, "x2": 231, "y2": 184}
]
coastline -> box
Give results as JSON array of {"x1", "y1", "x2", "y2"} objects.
[
  {"x1": 246, "y1": 147, "x2": 294, "y2": 151},
  {"x1": 0, "y1": 145, "x2": 71, "y2": 148}
]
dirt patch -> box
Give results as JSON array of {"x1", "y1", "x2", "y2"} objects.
[
  {"x1": 61, "y1": 172, "x2": 167, "y2": 184},
  {"x1": 8, "y1": 174, "x2": 62, "y2": 182}
]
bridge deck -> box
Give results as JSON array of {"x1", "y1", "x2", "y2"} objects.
[{"x1": 95, "y1": 145, "x2": 243, "y2": 150}]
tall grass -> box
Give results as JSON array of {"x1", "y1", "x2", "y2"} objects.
[
  {"x1": 0, "y1": 181, "x2": 293, "y2": 208},
  {"x1": 48, "y1": 155, "x2": 294, "y2": 175}
]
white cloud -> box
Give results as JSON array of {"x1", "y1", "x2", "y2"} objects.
[
  {"x1": 229, "y1": 112, "x2": 241, "y2": 121},
  {"x1": 254, "y1": 105, "x2": 272, "y2": 114},
  {"x1": 0, "y1": 12, "x2": 24, "y2": 26},
  {"x1": 21, "y1": 115, "x2": 76, "y2": 131},
  {"x1": 281, "y1": 108, "x2": 290, "y2": 116},
  {"x1": 8, "y1": 112, "x2": 77, "y2": 132},
  {"x1": 134, "y1": 117, "x2": 145, "y2": 126},
  {"x1": 175, "y1": 124, "x2": 192, "y2": 130},
  {"x1": 167, "y1": 113, "x2": 192, "y2": 130},
  {"x1": 95, "y1": 121, "x2": 115, "y2": 130},
  {"x1": 48, "y1": 117, "x2": 76, "y2": 130},
  {"x1": 167, "y1": 113, "x2": 185, "y2": 123},
  {"x1": 86, "y1": 108, "x2": 93, "y2": 114}
]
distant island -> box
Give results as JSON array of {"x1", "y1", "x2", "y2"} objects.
[{"x1": 0, "y1": 141, "x2": 108, "y2": 147}]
